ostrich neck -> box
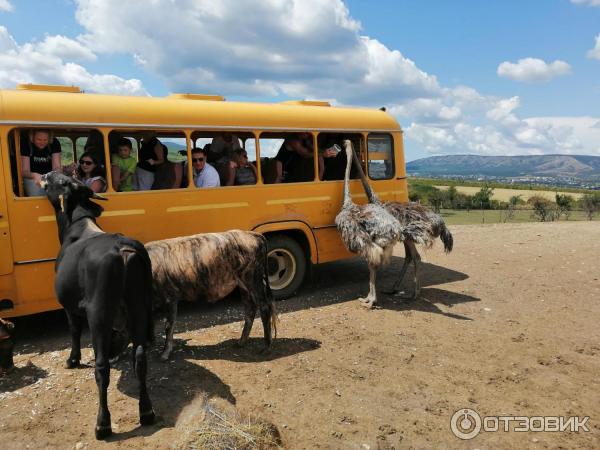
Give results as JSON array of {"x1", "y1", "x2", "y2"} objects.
[
  {"x1": 350, "y1": 147, "x2": 379, "y2": 204},
  {"x1": 343, "y1": 146, "x2": 353, "y2": 206}
]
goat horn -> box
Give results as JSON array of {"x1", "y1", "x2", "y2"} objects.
[
  {"x1": 59, "y1": 194, "x2": 65, "y2": 213},
  {"x1": 91, "y1": 193, "x2": 108, "y2": 201}
]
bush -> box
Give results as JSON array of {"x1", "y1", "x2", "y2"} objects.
[
  {"x1": 528, "y1": 195, "x2": 556, "y2": 222},
  {"x1": 555, "y1": 193, "x2": 574, "y2": 220},
  {"x1": 580, "y1": 192, "x2": 600, "y2": 220}
]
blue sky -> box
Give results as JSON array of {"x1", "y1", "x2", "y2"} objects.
[{"x1": 0, "y1": 0, "x2": 599, "y2": 161}]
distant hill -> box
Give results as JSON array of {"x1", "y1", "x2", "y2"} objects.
[{"x1": 406, "y1": 154, "x2": 600, "y2": 179}]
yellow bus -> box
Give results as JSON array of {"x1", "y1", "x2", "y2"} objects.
[{"x1": 0, "y1": 83, "x2": 408, "y2": 318}]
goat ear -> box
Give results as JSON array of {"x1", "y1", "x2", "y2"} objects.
[{"x1": 91, "y1": 192, "x2": 108, "y2": 201}]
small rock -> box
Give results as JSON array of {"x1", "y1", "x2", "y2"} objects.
[{"x1": 74, "y1": 442, "x2": 85, "y2": 450}]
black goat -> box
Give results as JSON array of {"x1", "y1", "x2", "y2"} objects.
[
  {"x1": 0, "y1": 318, "x2": 15, "y2": 375},
  {"x1": 41, "y1": 172, "x2": 155, "y2": 440}
]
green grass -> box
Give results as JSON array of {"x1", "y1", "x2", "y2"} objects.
[
  {"x1": 410, "y1": 176, "x2": 596, "y2": 195},
  {"x1": 440, "y1": 209, "x2": 598, "y2": 225}
]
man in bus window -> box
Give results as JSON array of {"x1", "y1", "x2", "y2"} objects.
[
  {"x1": 192, "y1": 147, "x2": 220, "y2": 188},
  {"x1": 20, "y1": 129, "x2": 62, "y2": 196},
  {"x1": 274, "y1": 132, "x2": 314, "y2": 183}
]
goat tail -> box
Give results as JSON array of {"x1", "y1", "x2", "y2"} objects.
[
  {"x1": 262, "y1": 239, "x2": 278, "y2": 340},
  {"x1": 440, "y1": 223, "x2": 453, "y2": 254},
  {"x1": 141, "y1": 248, "x2": 155, "y2": 344},
  {"x1": 121, "y1": 242, "x2": 155, "y2": 345}
]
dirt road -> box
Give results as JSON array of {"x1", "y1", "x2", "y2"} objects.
[{"x1": 1, "y1": 221, "x2": 599, "y2": 449}]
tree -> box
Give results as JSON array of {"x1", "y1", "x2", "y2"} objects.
[
  {"x1": 580, "y1": 192, "x2": 600, "y2": 220},
  {"x1": 427, "y1": 188, "x2": 445, "y2": 213},
  {"x1": 528, "y1": 195, "x2": 556, "y2": 222},
  {"x1": 555, "y1": 193, "x2": 574, "y2": 220},
  {"x1": 447, "y1": 185, "x2": 458, "y2": 208},
  {"x1": 472, "y1": 183, "x2": 494, "y2": 209}
]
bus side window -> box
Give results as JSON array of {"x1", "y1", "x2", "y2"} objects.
[
  {"x1": 259, "y1": 132, "x2": 315, "y2": 184},
  {"x1": 9, "y1": 128, "x2": 107, "y2": 197},
  {"x1": 190, "y1": 131, "x2": 256, "y2": 187},
  {"x1": 317, "y1": 133, "x2": 364, "y2": 181},
  {"x1": 367, "y1": 133, "x2": 395, "y2": 180}
]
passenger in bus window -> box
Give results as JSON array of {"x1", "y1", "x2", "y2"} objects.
[
  {"x1": 20, "y1": 129, "x2": 62, "y2": 196},
  {"x1": 191, "y1": 147, "x2": 220, "y2": 188},
  {"x1": 318, "y1": 134, "x2": 345, "y2": 180},
  {"x1": 133, "y1": 136, "x2": 164, "y2": 190},
  {"x1": 111, "y1": 138, "x2": 137, "y2": 191},
  {"x1": 210, "y1": 132, "x2": 241, "y2": 162},
  {"x1": 152, "y1": 143, "x2": 183, "y2": 190},
  {"x1": 226, "y1": 149, "x2": 257, "y2": 186},
  {"x1": 274, "y1": 133, "x2": 314, "y2": 183},
  {"x1": 76, "y1": 151, "x2": 107, "y2": 193}
]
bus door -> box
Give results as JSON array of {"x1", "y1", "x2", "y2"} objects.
[{"x1": 0, "y1": 137, "x2": 14, "y2": 276}]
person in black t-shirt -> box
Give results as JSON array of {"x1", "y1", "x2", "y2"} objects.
[
  {"x1": 20, "y1": 129, "x2": 62, "y2": 196},
  {"x1": 274, "y1": 133, "x2": 315, "y2": 183}
]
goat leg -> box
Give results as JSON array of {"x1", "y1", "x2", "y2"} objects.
[
  {"x1": 160, "y1": 300, "x2": 178, "y2": 361},
  {"x1": 65, "y1": 310, "x2": 84, "y2": 368}
]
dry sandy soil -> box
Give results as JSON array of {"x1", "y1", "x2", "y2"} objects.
[{"x1": 1, "y1": 221, "x2": 599, "y2": 449}]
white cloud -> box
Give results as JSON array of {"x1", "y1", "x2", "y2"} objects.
[
  {"x1": 0, "y1": 0, "x2": 13, "y2": 12},
  {"x1": 497, "y1": 58, "x2": 571, "y2": 82},
  {"x1": 75, "y1": 0, "x2": 440, "y2": 103},
  {"x1": 571, "y1": 0, "x2": 600, "y2": 6},
  {"x1": 37, "y1": 35, "x2": 97, "y2": 62},
  {"x1": 0, "y1": 26, "x2": 146, "y2": 95},
  {"x1": 587, "y1": 34, "x2": 600, "y2": 59},
  {"x1": 486, "y1": 96, "x2": 520, "y2": 126}
]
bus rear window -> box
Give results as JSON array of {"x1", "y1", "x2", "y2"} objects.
[{"x1": 367, "y1": 133, "x2": 394, "y2": 180}]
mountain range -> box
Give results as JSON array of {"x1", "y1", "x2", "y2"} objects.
[{"x1": 406, "y1": 154, "x2": 600, "y2": 180}]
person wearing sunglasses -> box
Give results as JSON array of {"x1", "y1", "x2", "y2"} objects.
[
  {"x1": 226, "y1": 148, "x2": 257, "y2": 185},
  {"x1": 76, "y1": 151, "x2": 107, "y2": 193},
  {"x1": 191, "y1": 147, "x2": 220, "y2": 188}
]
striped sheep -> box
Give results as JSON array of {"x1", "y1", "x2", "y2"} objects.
[{"x1": 146, "y1": 230, "x2": 277, "y2": 361}]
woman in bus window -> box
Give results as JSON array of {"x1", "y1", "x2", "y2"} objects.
[
  {"x1": 151, "y1": 143, "x2": 183, "y2": 190},
  {"x1": 133, "y1": 135, "x2": 164, "y2": 190},
  {"x1": 20, "y1": 129, "x2": 62, "y2": 196},
  {"x1": 76, "y1": 151, "x2": 107, "y2": 193},
  {"x1": 226, "y1": 149, "x2": 257, "y2": 185}
]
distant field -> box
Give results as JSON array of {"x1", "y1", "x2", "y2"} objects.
[
  {"x1": 434, "y1": 185, "x2": 585, "y2": 202},
  {"x1": 439, "y1": 209, "x2": 596, "y2": 225}
]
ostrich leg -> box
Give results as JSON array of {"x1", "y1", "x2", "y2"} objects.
[
  {"x1": 358, "y1": 265, "x2": 378, "y2": 308},
  {"x1": 383, "y1": 241, "x2": 412, "y2": 295},
  {"x1": 398, "y1": 241, "x2": 421, "y2": 300}
]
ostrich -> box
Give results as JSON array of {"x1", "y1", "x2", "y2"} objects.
[
  {"x1": 349, "y1": 148, "x2": 453, "y2": 300},
  {"x1": 335, "y1": 140, "x2": 404, "y2": 308}
]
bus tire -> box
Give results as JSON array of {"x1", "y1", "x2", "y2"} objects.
[{"x1": 266, "y1": 235, "x2": 307, "y2": 300}]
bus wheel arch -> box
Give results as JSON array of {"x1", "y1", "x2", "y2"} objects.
[{"x1": 264, "y1": 233, "x2": 307, "y2": 300}]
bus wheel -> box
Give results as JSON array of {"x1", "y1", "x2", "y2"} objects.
[{"x1": 266, "y1": 235, "x2": 307, "y2": 300}]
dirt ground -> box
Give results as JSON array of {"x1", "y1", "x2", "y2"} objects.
[{"x1": 1, "y1": 221, "x2": 599, "y2": 449}]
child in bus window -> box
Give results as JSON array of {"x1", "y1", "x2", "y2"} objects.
[
  {"x1": 111, "y1": 138, "x2": 136, "y2": 191},
  {"x1": 20, "y1": 129, "x2": 62, "y2": 196},
  {"x1": 76, "y1": 151, "x2": 106, "y2": 193}
]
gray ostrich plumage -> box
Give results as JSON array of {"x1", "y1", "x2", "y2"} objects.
[
  {"x1": 335, "y1": 140, "x2": 403, "y2": 308},
  {"x1": 349, "y1": 148, "x2": 453, "y2": 299}
]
